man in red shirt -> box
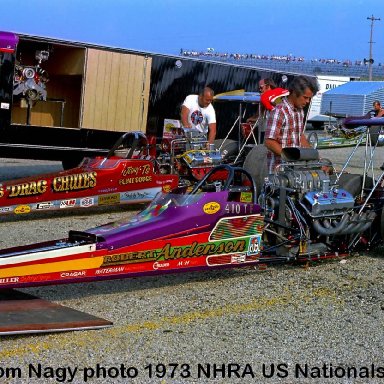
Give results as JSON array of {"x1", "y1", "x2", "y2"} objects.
[{"x1": 264, "y1": 75, "x2": 319, "y2": 172}]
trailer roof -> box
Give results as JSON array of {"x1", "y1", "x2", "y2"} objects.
[{"x1": 324, "y1": 81, "x2": 384, "y2": 95}]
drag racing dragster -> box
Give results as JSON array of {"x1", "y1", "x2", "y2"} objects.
[
  {"x1": 307, "y1": 112, "x2": 384, "y2": 149},
  {"x1": 255, "y1": 115, "x2": 384, "y2": 258},
  {"x1": 0, "y1": 131, "x2": 178, "y2": 217},
  {"x1": 306, "y1": 124, "x2": 368, "y2": 149},
  {"x1": 2, "y1": 115, "x2": 384, "y2": 291},
  {"x1": 0, "y1": 125, "x2": 230, "y2": 218},
  {"x1": 0, "y1": 165, "x2": 262, "y2": 289}
]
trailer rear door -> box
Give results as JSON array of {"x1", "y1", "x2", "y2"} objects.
[{"x1": 81, "y1": 48, "x2": 151, "y2": 133}]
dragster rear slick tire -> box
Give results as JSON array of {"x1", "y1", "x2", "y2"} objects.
[
  {"x1": 243, "y1": 145, "x2": 268, "y2": 198},
  {"x1": 214, "y1": 139, "x2": 239, "y2": 163}
]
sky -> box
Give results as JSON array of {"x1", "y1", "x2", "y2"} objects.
[{"x1": 1, "y1": 0, "x2": 384, "y2": 64}]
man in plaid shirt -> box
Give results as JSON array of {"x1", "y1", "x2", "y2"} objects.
[{"x1": 264, "y1": 76, "x2": 319, "y2": 172}]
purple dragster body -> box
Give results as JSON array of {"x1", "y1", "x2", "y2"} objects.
[{"x1": 0, "y1": 166, "x2": 265, "y2": 289}]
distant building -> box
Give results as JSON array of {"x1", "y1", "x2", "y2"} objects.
[{"x1": 320, "y1": 81, "x2": 384, "y2": 116}]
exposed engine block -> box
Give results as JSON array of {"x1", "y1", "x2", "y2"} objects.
[
  {"x1": 301, "y1": 189, "x2": 355, "y2": 217},
  {"x1": 263, "y1": 148, "x2": 376, "y2": 237},
  {"x1": 13, "y1": 50, "x2": 49, "y2": 102},
  {"x1": 179, "y1": 149, "x2": 222, "y2": 169},
  {"x1": 156, "y1": 128, "x2": 222, "y2": 182},
  {"x1": 267, "y1": 168, "x2": 355, "y2": 217}
]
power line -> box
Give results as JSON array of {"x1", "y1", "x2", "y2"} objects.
[{"x1": 366, "y1": 15, "x2": 380, "y2": 80}]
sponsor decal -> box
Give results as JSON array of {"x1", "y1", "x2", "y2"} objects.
[
  {"x1": 5, "y1": 180, "x2": 48, "y2": 198},
  {"x1": 0, "y1": 277, "x2": 19, "y2": 284},
  {"x1": 120, "y1": 164, "x2": 153, "y2": 185},
  {"x1": 52, "y1": 171, "x2": 97, "y2": 192},
  {"x1": 203, "y1": 202, "x2": 221, "y2": 214},
  {"x1": 0, "y1": 206, "x2": 11, "y2": 213},
  {"x1": 240, "y1": 192, "x2": 253, "y2": 203},
  {"x1": 122, "y1": 164, "x2": 151, "y2": 177},
  {"x1": 98, "y1": 187, "x2": 118, "y2": 193},
  {"x1": 102, "y1": 250, "x2": 157, "y2": 266},
  {"x1": 158, "y1": 179, "x2": 177, "y2": 186},
  {"x1": 176, "y1": 260, "x2": 190, "y2": 267},
  {"x1": 60, "y1": 199, "x2": 76, "y2": 208},
  {"x1": 162, "y1": 184, "x2": 172, "y2": 193},
  {"x1": 248, "y1": 235, "x2": 261, "y2": 255},
  {"x1": 98, "y1": 193, "x2": 120, "y2": 206},
  {"x1": 80, "y1": 197, "x2": 94, "y2": 207},
  {"x1": 14, "y1": 205, "x2": 31, "y2": 214},
  {"x1": 157, "y1": 240, "x2": 246, "y2": 260},
  {"x1": 1, "y1": 171, "x2": 97, "y2": 199},
  {"x1": 0, "y1": 102, "x2": 10, "y2": 109},
  {"x1": 207, "y1": 252, "x2": 257, "y2": 266},
  {"x1": 153, "y1": 261, "x2": 170, "y2": 270},
  {"x1": 60, "y1": 271, "x2": 86, "y2": 278},
  {"x1": 95, "y1": 266, "x2": 125, "y2": 275},
  {"x1": 184, "y1": 154, "x2": 193, "y2": 164},
  {"x1": 36, "y1": 202, "x2": 54, "y2": 210},
  {"x1": 123, "y1": 191, "x2": 150, "y2": 200},
  {"x1": 102, "y1": 240, "x2": 247, "y2": 267},
  {"x1": 231, "y1": 254, "x2": 247, "y2": 263},
  {"x1": 119, "y1": 175, "x2": 152, "y2": 185}
]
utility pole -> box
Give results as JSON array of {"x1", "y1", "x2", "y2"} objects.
[{"x1": 367, "y1": 15, "x2": 380, "y2": 80}]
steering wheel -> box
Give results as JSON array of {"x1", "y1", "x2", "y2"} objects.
[
  {"x1": 189, "y1": 164, "x2": 257, "y2": 203},
  {"x1": 106, "y1": 132, "x2": 148, "y2": 159}
]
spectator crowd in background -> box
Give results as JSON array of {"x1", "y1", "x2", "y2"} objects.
[
  {"x1": 180, "y1": 49, "x2": 379, "y2": 67},
  {"x1": 180, "y1": 49, "x2": 383, "y2": 79}
]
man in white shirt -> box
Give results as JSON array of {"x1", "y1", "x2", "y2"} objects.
[{"x1": 180, "y1": 87, "x2": 217, "y2": 144}]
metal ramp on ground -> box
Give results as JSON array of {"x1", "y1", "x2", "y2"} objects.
[{"x1": 0, "y1": 289, "x2": 112, "y2": 335}]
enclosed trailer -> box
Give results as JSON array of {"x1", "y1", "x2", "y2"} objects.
[
  {"x1": 307, "y1": 75, "x2": 359, "y2": 129},
  {"x1": 0, "y1": 31, "x2": 299, "y2": 167},
  {"x1": 320, "y1": 81, "x2": 384, "y2": 117}
]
